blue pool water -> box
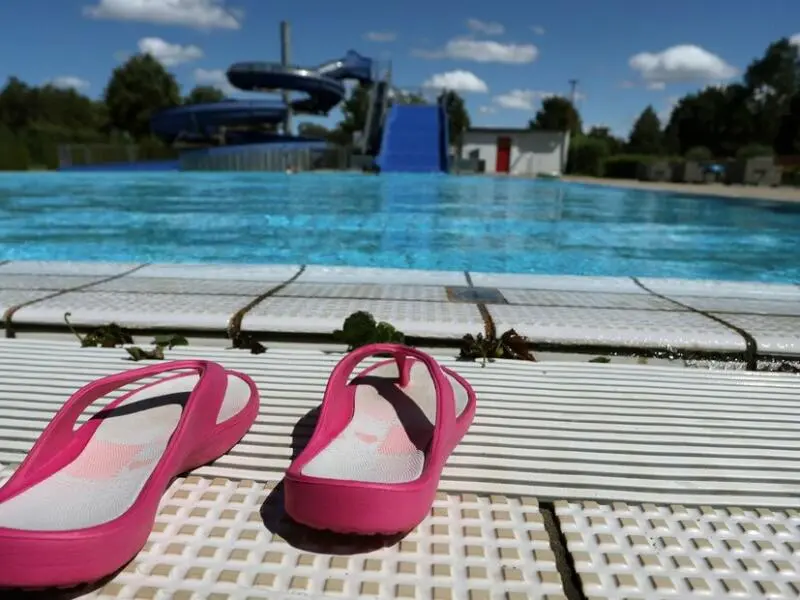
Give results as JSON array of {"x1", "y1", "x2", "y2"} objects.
[{"x1": 0, "y1": 172, "x2": 799, "y2": 283}]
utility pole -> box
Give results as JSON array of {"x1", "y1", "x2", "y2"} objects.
[{"x1": 568, "y1": 79, "x2": 579, "y2": 106}]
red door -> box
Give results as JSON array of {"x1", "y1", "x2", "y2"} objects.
[{"x1": 495, "y1": 136, "x2": 511, "y2": 173}]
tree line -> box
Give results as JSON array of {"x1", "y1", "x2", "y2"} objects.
[
  {"x1": 526, "y1": 37, "x2": 800, "y2": 181},
  {"x1": 0, "y1": 52, "x2": 472, "y2": 170},
  {"x1": 2, "y1": 36, "x2": 795, "y2": 175}
]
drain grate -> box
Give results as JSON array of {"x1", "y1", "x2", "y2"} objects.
[{"x1": 446, "y1": 286, "x2": 508, "y2": 304}]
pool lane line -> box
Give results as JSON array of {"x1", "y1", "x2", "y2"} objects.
[
  {"x1": 226, "y1": 265, "x2": 307, "y2": 344},
  {"x1": 631, "y1": 277, "x2": 758, "y2": 371},
  {"x1": 3, "y1": 263, "x2": 151, "y2": 338}
]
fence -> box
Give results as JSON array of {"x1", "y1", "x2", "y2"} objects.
[
  {"x1": 58, "y1": 142, "x2": 352, "y2": 172},
  {"x1": 179, "y1": 144, "x2": 350, "y2": 172},
  {"x1": 58, "y1": 143, "x2": 179, "y2": 169}
]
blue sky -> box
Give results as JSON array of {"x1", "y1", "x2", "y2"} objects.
[{"x1": 0, "y1": 0, "x2": 797, "y2": 137}]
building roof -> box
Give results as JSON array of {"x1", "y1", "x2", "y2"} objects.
[{"x1": 466, "y1": 127, "x2": 564, "y2": 135}]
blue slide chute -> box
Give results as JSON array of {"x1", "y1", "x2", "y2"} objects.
[{"x1": 150, "y1": 51, "x2": 374, "y2": 144}]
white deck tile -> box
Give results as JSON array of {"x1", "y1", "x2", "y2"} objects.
[
  {"x1": 0, "y1": 289, "x2": 58, "y2": 315},
  {"x1": 11, "y1": 291, "x2": 252, "y2": 330},
  {"x1": 128, "y1": 263, "x2": 301, "y2": 281},
  {"x1": 711, "y1": 313, "x2": 800, "y2": 356},
  {"x1": 299, "y1": 265, "x2": 468, "y2": 286},
  {"x1": 242, "y1": 297, "x2": 483, "y2": 339},
  {"x1": 638, "y1": 277, "x2": 800, "y2": 301},
  {"x1": 468, "y1": 273, "x2": 646, "y2": 294},
  {"x1": 672, "y1": 295, "x2": 800, "y2": 317},
  {"x1": 0, "y1": 260, "x2": 142, "y2": 276},
  {"x1": 488, "y1": 305, "x2": 746, "y2": 351},
  {"x1": 0, "y1": 273, "x2": 106, "y2": 290},
  {"x1": 89, "y1": 277, "x2": 280, "y2": 296},
  {"x1": 499, "y1": 289, "x2": 678, "y2": 310},
  {"x1": 274, "y1": 283, "x2": 450, "y2": 302}
]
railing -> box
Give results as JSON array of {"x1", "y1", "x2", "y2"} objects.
[
  {"x1": 179, "y1": 144, "x2": 350, "y2": 172},
  {"x1": 389, "y1": 85, "x2": 444, "y2": 105},
  {"x1": 58, "y1": 143, "x2": 179, "y2": 168}
]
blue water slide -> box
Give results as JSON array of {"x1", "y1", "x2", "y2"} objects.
[{"x1": 150, "y1": 50, "x2": 374, "y2": 143}]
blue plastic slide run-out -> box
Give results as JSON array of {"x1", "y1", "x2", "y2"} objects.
[
  {"x1": 376, "y1": 104, "x2": 449, "y2": 173},
  {"x1": 150, "y1": 51, "x2": 374, "y2": 144}
]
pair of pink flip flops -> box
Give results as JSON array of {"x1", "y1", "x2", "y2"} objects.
[{"x1": 0, "y1": 344, "x2": 476, "y2": 589}]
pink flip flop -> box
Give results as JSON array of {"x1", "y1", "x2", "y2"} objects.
[
  {"x1": 284, "y1": 343, "x2": 477, "y2": 534},
  {"x1": 0, "y1": 360, "x2": 259, "y2": 589}
]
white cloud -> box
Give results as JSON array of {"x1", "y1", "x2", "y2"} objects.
[
  {"x1": 413, "y1": 38, "x2": 538, "y2": 64},
  {"x1": 422, "y1": 70, "x2": 488, "y2": 93},
  {"x1": 478, "y1": 105, "x2": 496, "y2": 114},
  {"x1": 628, "y1": 44, "x2": 737, "y2": 86},
  {"x1": 493, "y1": 89, "x2": 548, "y2": 110},
  {"x1": 193, "y1": 67, "x2": 237, "y2": 95},
  {"x1": 83, "y1": 0, "x2": 242, "y2": 30},
  {"x1": 138, "y1": 37, "x2": 203, "y2": 66},
  {"x1": 531, "y1": 25, "x2": 545, "y2": 35},
  {"x1": 466, "y1": 18, "x2": 504, "y2": 36},
  {"x1": 364, "y1": 31, "x2": 396, "y2": 42},
  {"x1": 790, "y1": 33, "x2": 800, "y2": 47},
  {"x1": 48, "y1": 76, "x2": 90, "y2": 90},
  {"x1": 646, "y1": 81, "x2": 666, "y2": 91},
  {"x1": 492, "y1": 89, "x2": 585, "y2": 110}
]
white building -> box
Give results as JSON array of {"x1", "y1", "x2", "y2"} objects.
[{"x1": 459, "y1": 127, "x2": 570, "y2": 176}]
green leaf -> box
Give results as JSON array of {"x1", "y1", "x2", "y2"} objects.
[
  {"x1": 126, "y1": 346, "x2": 165, "y2": 361},
  {"x1": 152, "y1": 334, "x2": 188, "y2": 349},
  {"x1": 333, "y1": 311, "x2": 405, "y2": 352},
  {"x1": 588, "y1": 356, "x2": 611, "y2": 363}
]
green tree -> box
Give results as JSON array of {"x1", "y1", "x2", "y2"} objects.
[
  {"x1": 0, "y1": 77, "x2": 35, "y2": 131},
  {"x1": 393, "y1": 90, "x2": 427, "y2": 105},
  {"x1": 586, "y1": 126, "x2": 623, "y2": 155},
  {"x1": 664, "y1": 85, "x2": 755, "y2": 157},
  {"x1": 104, "y1": 54, "x2": 181, "y2": 139},
  {"x1": 334, "y1": 83, "x2": 371, "y2": 146},
  {"x1": 774, "y1": 91, "x2": 800, "y2": 155},
  {"x1": 743, "y1": 38, "x2": 800, "y2": 148},
  {"x1": 626, "y1": 106, "x2": 663, "y2": 154},
  {"x1": 437, "y1": 90, "x2": 470, "y2": 149},
  {"x1": 528, "y1": 97, "x2": 582, "y2": 136},
  {"x1": 184, "y1": 85, "x2": 225, "y2": 105},
  {"x1": 297, "y1": 122, "x2": 332, "y2": 139}
]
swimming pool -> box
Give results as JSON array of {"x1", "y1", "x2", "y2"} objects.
[{"x1": 1, "y1": 172, "x2": 798, "y2": 283}]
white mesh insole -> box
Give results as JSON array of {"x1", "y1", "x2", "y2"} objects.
[
  {"x1": 0, "y1": 372, "x2": 251, "y2": 531},
  {"x1": 301, "y1": 361, "x2": 469, "y2": 484}
]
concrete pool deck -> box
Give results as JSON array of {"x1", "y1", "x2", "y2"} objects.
[
  {"x1": 563, "y1": 176, "x2": 800, "y2": 204},
  {"x1": 1, "y1": 260, "x2": 799, "y2": 360},
  {"x1": 0, "y1": 261, "x2": 799, "y2": 598}
]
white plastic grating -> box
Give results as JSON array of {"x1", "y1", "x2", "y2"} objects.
[
  {"x1": 1, "y1": 340, "x2": 800, "y2": 507},
  {"x1": 76, "y1": 476, "x2": 563, "y2": 600},
  {"x1": 556, "y1": 500, "x2": 800, "y2": 599}
]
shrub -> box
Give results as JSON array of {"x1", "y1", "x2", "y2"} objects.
[
  {"x1": 567, "y1": 136, "x2": 609, "y2": 176},
  {"x1": 685, "y1": 146, "x2": 712, "y2": 161},
  {"x1": 602, "y1": 154, "x2": 657, "y2": 179},
  {"x1": 736, "y1": 144, "x2": 774, "y2": 159}
]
